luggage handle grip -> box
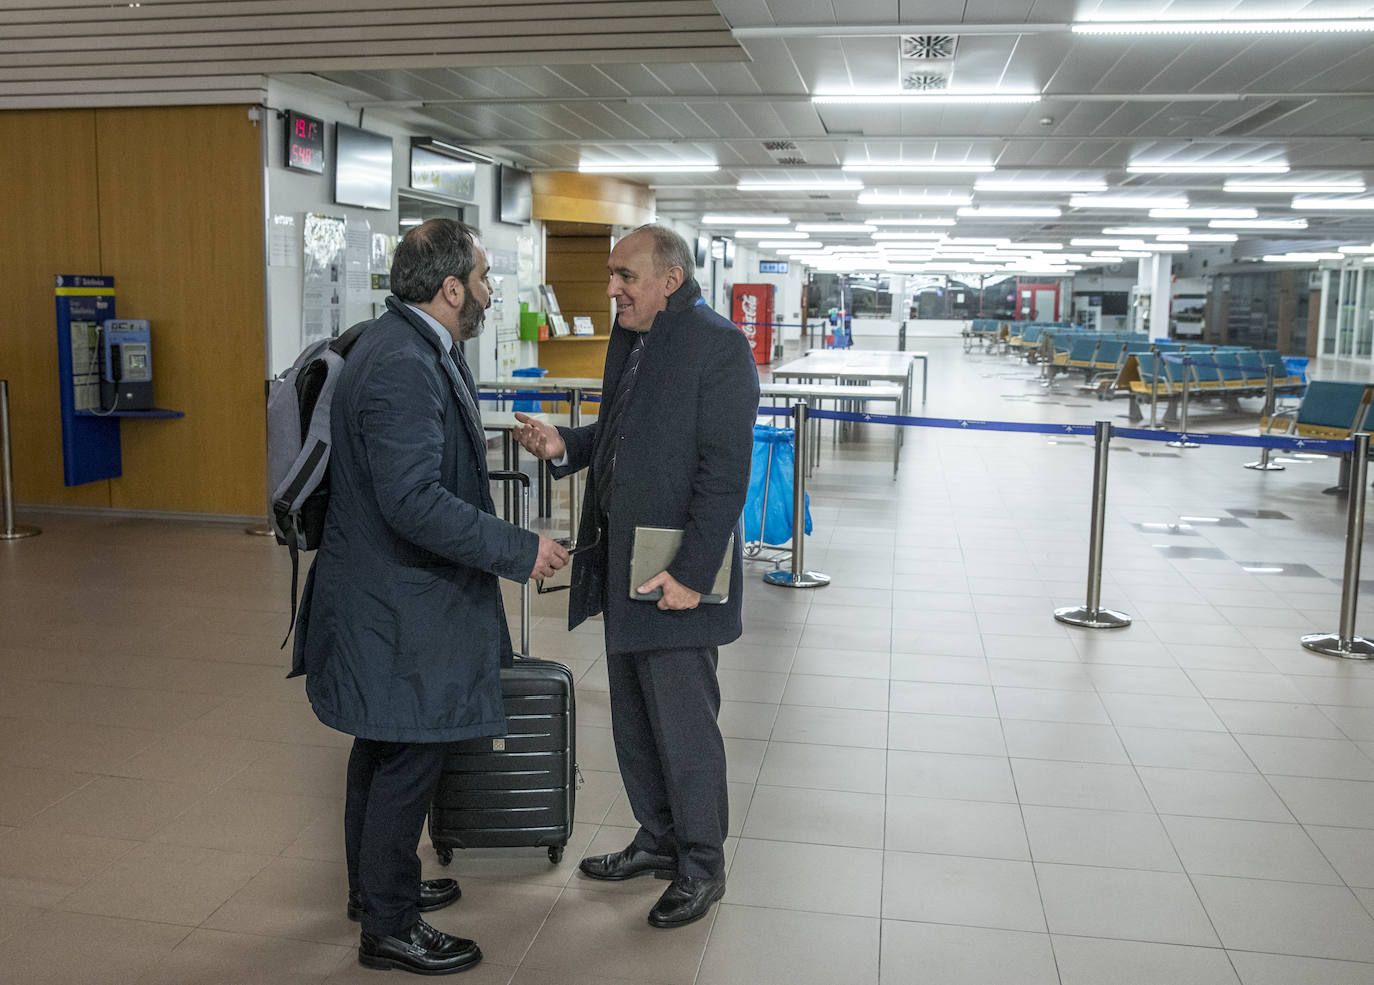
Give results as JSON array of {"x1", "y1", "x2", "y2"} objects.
[{"x1": 490, "y1": 470, "x2": 531, "y2": 655}]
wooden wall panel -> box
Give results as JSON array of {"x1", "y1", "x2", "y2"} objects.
[
  {"x1": 532, "y1": 172, "x2": 653, "y2": 227},
  {"x1": 0, "y1": 109, "x2": 109, "y2": 508},
  {"x1": 95, "y1": 105, "x2": 265, "y2": 515},
  {"x1": 0, "y1": 104, "x2": 264, "y2": 517}
]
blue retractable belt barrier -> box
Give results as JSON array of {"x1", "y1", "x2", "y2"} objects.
[{"x1": 755, "y1": 404, "x2": 1354, "y2": 453}]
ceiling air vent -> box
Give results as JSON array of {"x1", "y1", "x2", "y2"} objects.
[
  {"x1": 903, "y1": 72, "x2": 949, "y2": 91},
  {"x1": 902, "y1": 35, "x2": 956, "y2": 59},
  {"x1": 773, "y1": 156, "x2": 808, "y2": 165},
  {"x1": 1214, "y1": 99, "x2": 1314, "y2": 137},
  {"x1": 762, "y1": 140, "x2": 798, "y2": 151}
]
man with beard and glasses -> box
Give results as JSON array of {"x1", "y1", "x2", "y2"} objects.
[{"x1": 291, "y1": 219, "x2": 569, "y2": 976}]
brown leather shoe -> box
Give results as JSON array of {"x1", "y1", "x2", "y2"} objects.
[
  {"x1": 579, "y1": 844, "x2": 678, "y2": 881},
  {"x1": 348, "y1": 878, "x2": 461, "y2": 921},
  {"x1": 357, "y1": 918, "x2": 481, "y2": 975}
]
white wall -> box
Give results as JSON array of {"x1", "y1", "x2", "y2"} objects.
[{"x1": 263, "y1": 77, "x2": 540, "y2": 380}]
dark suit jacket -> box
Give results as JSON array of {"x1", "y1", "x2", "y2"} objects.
[
  {"x1": 552, "y1": 279, "x2": 760, "y2": 654},
  {"x1": 292, "y1": 297, "x2": 538, "y2": 743}
]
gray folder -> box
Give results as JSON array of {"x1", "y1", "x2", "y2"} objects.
[{"x1": 630, "y1": 527, "x2": 733, "y2": 604}]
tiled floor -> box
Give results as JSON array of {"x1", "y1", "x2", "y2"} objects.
[{"x1": 3, "y1": 335, "x2": 1374, "y2": 983}]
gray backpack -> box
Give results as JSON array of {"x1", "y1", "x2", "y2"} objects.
[{"x1": 267, "y1": 320, "x2": 368, "y2": 644}]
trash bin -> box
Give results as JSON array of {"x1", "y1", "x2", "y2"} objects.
[
  {"x1": 511, "y1": 366, "x2": 547, "y2": 412},
  {"x1": 743, "y1": 424, "x2": 813, "y2": 546}
]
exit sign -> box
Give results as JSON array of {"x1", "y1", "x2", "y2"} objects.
[{"x1": 759, "y1": 260, "x2": 789, "y2": 274}]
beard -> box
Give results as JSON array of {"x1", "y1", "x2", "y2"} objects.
[{"x1": 455, "y1": 289, "x2": 487, "y2": 340}]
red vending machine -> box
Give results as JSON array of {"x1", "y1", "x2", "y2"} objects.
[{"x1": 731, "y1": 283, "x2": 775, "y2": 365}]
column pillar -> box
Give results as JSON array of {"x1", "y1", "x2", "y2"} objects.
[{"x1": 1150, "y1": 253, "x2": 1172, "y2": 339}]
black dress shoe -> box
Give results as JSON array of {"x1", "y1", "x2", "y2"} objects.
[
  {"x1": 579, "y1": 845, "x2": 677, "y2": 881},
  {"x1": 348, "y1": 878, "x2": 461, "y2": 921},
  {"x1": 358, "y1": 918, "x2": 481, "y2": 975},
  {"x1": 648, "y1": 874, "x2": 725, "y2": 929}
]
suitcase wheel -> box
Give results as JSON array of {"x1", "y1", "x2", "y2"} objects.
[
  {"x1": 436, "y1": 848, "x2": 454, "y2": 866},
  {"x1": 548, "y1": 846, "x2": 563, "y2": 864}
]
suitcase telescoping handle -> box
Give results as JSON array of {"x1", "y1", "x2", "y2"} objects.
[{"x1": 490, "y1": 470, "x2": 530, "y2": 656}]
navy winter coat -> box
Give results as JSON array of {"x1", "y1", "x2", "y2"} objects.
[
  {"x1": 552, "y1": 278, "x2": 760, "y2": 654},
  {"x1": 291, "y1": 298, "x2": 538, "y2": 742}
]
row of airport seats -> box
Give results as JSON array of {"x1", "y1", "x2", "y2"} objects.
[
  {"x1": 962, "y1": 319, "x2": 1077, "y2": 352},
  {"x1": 1111, "y1": 346, "x2": 1303, "y2": 424}
]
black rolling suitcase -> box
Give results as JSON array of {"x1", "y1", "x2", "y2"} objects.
[{"x1": 429, "y1": 470, "x2": 577, "y2": 865}]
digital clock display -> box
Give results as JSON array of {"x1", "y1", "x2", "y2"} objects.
[{"x1": 285, "y1": 110, "x2": 325, "y2": 174}]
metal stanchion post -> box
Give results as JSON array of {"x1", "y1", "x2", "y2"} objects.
[
  {"x1": 1149, "y1": 354, "x2": 1161, "y2": 429},
  {"x1": 1245, "y1": 366, "x2": 1285, "y2": 471},
  {"x1": 0, "y1": 380, "x2": 40, "y2": 540},
  {"x1": 1166, "y1": 356, "x2": 1199, "y2": 448},
  {"x1": 1302, "y1": 432, "x2": 1374, "y2": 659},
  {"x1": 764, "y1": 403, "x2": 829, "y2": 590},
  {"x1": 567, "y1": 387, "x2": 582, "y2": 545},
  {"x1": 1054, "y1": 420, "x2": 1130, "y2": 629}
]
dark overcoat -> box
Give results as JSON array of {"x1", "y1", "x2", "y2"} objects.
[
  {"x1": 291, "y1": 297, "x2": 537, "y2": 742},
  {"x1": 552, "y1": 278, "x2": 760, "y2": 654}
]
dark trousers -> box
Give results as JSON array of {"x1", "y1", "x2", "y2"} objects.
[
  {"x1": 607, "y1": 645, "x2": 728, "y2": 880},
  {"x1": 344, "y1": 738, "x2": 448, "y2": 937}
]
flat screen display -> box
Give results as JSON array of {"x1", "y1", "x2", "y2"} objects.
[
  {"x1": 723, "y1": 238, "x2": 736, "y2": 269},
  {"x1": 498, "y1": 165, "x2": 532, "y2": 225},
  {"x1": 695, "y1": 234, "x2": 709, "y2": 267},
  {"x1": 334, "y1": 124, "x2": 393, "y2": 211}
]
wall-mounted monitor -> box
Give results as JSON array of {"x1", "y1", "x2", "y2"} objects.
[
  {"x1": 723, "y1": 238, "x2": 736, "y2": 269},
  {"x1": 334, "y1": 123, "x2": 393, "y2": 211},
  {"x1": 410, "y1": 145, "x2": 476, "y2": 202},
  {"x1": 695, "y1": 234, "x2": 709, "y2": 267},
  {"x1": 497, "y1": 165, "x2": 532, "y2": 225}
]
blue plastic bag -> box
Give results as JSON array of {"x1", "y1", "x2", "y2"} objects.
[
  {"x1": 743, "y1": 424, "x2": 813, "y2": 545},
  {"x1": 511, "y1": 366, "x2": 547, "y2": 412}
]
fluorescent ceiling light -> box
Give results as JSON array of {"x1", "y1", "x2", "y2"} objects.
[
  {"x1": 974, "y1": 178, "x2": 1107, "y2": 192},
  {"x1": 1225, "y1": 180, "x2": 1366, "y2": 193},
  {"x1": 1071, "y1": 237, "x2": 1148, "y2": 247},
  {"x1": 1177, "y1": 233, "x2": 1239, "y2": 242},
  {"x1": 1210, "y1": 218, "x2": 1309, "y2": 229},
  {"x1": 947, "y1": 237, "x2": 1011, "y2": 245},
  {"x1": 1072, "y1": 194, "x2": 1189, "y2": 209},
  {"x1": 1003, "y1": 242, "x2": 1064, "y2": 250},
  {"x1": 1263, "y1": 253, "x2": 1344, "y2": 262},
  {"x1": 1338, "y1": 245, "x2": 1374, "y2": 255},
  {"x1": 1149, "y1": 207, "x2": 1257, "y2": 220},
  {"x1": 842, "y1": 162, "x2": 995, "y2": 173},
  {"x1": 701, "y1": 214, "x2": 789, "y2": 225},
  {"x1": 734, "y1": 230, "x2": 808, "y2": 239},
  {"x1": 869, "y1": 217, "x2": 957, "y2": 226},
  {"x1": 1148, "y1": 243, "x2": 1191, "y2": 252},
  {"x1": 813, "y1": 92, "x2": 1040, "y2": 105},
  {"x1": 761, "y1": 241, "x2": 824, "y2": 249},
  {"x1": 579, "y1": 162, "x2": 717, "y2": 173},
  {"x1": 1291, "y1": 196, "x2": 1374, "y2": 210},
  {"x1": 872, "y1": 232, "x2": 949, "y2": 240},
  {"x1": 1102, "y1": 226, "x2": 1190, "y2": 236},
  {"x1": 958, "y1": 206, "x2": 1062, "y2": 217},
  {"x1": 794, "y1": 223, "x2": 876, "y2": 233},
  {"x1": 857, "y1": 191, "x2": 971, "y2": 206},
  {"x1": 1073, "y1": 18, "x2": 1374, "y2": 35},
  {"x1": 1127, "y1": 162, "x2": 1289, "y2": 174},
  {"x1": 737, "y1": 179, "x2": 863, "y2": 191}
]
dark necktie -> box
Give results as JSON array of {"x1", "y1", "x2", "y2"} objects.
[{"x1": 593, "y1": 333, "x2": 646, "y2": 515}]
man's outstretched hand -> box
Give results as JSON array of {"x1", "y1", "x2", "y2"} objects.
[{"x1": 512, "y1": 412, "x2": 566, "y2": 461}]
